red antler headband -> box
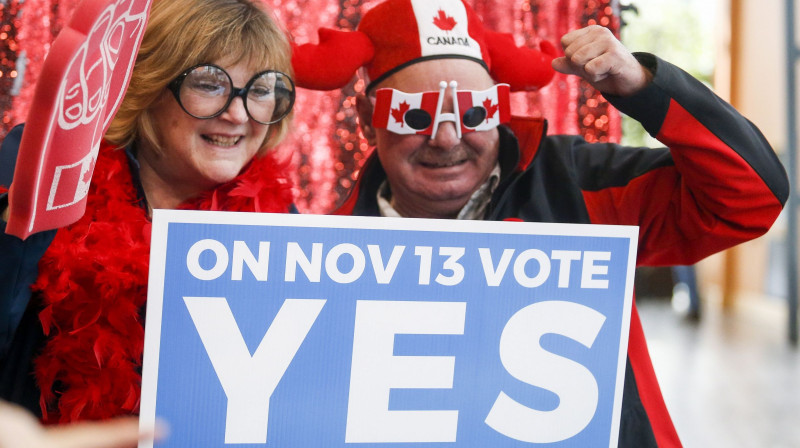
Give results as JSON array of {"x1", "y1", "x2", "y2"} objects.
[{"x1": 291, "y1": 0, "x2": 557, "y2": 92}]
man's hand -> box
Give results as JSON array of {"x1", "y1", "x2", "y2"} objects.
[
  {"x1": 551, "y1": 25, "x2": 652, "y2": 97},
  {"x1": 0, "y1": 400, "x2": 163, "y2": 448}
]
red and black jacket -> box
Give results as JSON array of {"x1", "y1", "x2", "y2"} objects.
[{"x1": 335, "y1": 53, "x2": 789, "y2": 447}]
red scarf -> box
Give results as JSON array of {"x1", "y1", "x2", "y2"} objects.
[{"x1": 31, "y1": 142, "x2": 294, "y2": 424}]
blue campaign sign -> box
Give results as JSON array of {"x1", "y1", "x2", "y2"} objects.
[{"x1": 139, "y1": 210, "x2": 638, "y2": 448}]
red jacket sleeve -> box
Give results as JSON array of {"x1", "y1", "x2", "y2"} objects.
[{"x1": 583, "y1": 54, "x2": 788, "y2": 266}]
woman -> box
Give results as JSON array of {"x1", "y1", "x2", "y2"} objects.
[{"x1": 0, "y1": 0, "x2": 296, "y2": 424}]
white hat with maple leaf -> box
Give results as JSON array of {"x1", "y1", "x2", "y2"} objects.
[{"x1": 291, "y1": 0, "x2": 557, "y2": 92}]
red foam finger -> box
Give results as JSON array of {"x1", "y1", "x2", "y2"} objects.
[{"x1": 6, "y1": 0, "x2": 152, "y2": 239}]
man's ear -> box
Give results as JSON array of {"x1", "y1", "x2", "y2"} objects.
[{"x1": 355, "y1": 93, "x2": 377, "y2": 146}]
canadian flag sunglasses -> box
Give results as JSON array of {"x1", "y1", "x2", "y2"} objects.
[{"x1": 372, "y1": 81, "x2": 511, "y2": 138}]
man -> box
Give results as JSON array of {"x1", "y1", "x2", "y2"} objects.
[{"x1": 292, "y1": 0, "x2": 789, "y2": 446}]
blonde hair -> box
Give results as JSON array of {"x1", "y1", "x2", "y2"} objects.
[{"x1": 104, "y1": 0, "x2": 293, "y2": 153}]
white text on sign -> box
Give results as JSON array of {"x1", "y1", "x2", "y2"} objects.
[
  {"x1": 184, "y1": 297, "x2": 606, "y2": 444},
  {"x1": 185, "y1": 240, "x2": 612, "y2": 289}
]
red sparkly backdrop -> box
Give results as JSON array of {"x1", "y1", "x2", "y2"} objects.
[{"x1": 0, "y1": 0, "x2": 620, "y2": 213}]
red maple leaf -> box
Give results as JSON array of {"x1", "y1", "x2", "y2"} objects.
[
  {"x1": 483, "y1": 97, "x2": 499, "y2": 121},
  {"x1": 391, "y1": 101, "x2": 410, "y2": 126},
  {"x1": 433, "y1": 10, "x2": 456, "y2": 31}
]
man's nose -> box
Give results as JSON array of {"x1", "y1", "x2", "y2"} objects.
[
  {"x1": 429, "y1": 119, "x2": 461, "y2": 149},
  {"x1": 429, "y1": 80, "x2": 462, "y2": 149}
]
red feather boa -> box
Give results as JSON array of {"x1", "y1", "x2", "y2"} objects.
[{"x1": 32, "y1": 142, "x2": 294, "y2": 424}]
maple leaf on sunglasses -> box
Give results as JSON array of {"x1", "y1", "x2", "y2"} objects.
[
  {"x1": 483, "y1": 97, "x2": 499, "y2": 122},
  {"x1": 391, "y1": 101, "x2": 411, "y2": 127}
]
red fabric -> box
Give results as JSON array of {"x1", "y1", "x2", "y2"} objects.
[
  {"x1": 627, "y1": 303, "x2": 682, "y2": 447},
  {"x1": 583, "y1": 100, "x2": 782, "y2": 266},
  {"x1": 654, "y1": 100, "x2": 783, "y2": 250},
  {"x1": 32, "y1": 141, "x2": 294, "y2": 424},
  {"x1": 291, "y1": 27, "x2": 375, "y2": 91},
  {"x1": 331, "y1": 172, "x2": 363, "y2": 216},
  {"x1": 484, "y1": 30, "x2": 557, "y2": 92},
  {"x1": 507, "y1": 116, "x2": 545, "y2": 171},
  {"x1": 355, "y1": 0, "x2": 429, "y2": 84}
]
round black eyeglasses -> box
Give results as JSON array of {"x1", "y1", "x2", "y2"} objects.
[{"x1": 168, "y1": 63, "x2": 295, "y2": 125}]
